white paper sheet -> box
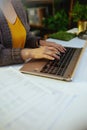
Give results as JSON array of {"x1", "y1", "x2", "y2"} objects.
[
  {"x1": 0, "y1": 68, "x2": 76, "y2": 130},
  {"x1": 47, "y1": 37, "x2": 86, "y2": 48}
]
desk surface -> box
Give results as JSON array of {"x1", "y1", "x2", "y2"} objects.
[{"x1": 0, "y1": 28, "x2": 87, "y2": 130}]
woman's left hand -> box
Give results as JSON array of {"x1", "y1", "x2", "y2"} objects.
[{"x1": 39, "y1": 40, "x2": 66, "y2": 53}]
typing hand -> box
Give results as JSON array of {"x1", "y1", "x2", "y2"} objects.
[
  {"x1": 29, "y1": 46, "x2": 60, "y2": 60},
  {"x1": 39, "y1": 40, "x2": 66, "y2": 53},
  {"x1": 21, "y1": 46, "x2": 60, "y2": 61}
]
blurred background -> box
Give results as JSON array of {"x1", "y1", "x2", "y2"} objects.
[{"x1": 22, "y1": 0, "x2": 87, "y2": 38}]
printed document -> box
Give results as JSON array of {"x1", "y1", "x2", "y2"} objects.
[{"x1": 0, "y1": 68, "x2": 76, "y2": 130}]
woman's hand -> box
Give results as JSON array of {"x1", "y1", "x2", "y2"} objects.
[
  {"x1": 21, "y1": 40, "x2": 66, "y2": 61},
  {"x1": 21, "y1": 46, "x2": 61, "y2": 61},
  {"x1": 39, "y1": 40, "x2": 66, "y2": 53}
]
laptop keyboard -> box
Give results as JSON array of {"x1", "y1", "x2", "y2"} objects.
[{"x1": 40, "y1": 47, "x2": 76, "y2": 76}]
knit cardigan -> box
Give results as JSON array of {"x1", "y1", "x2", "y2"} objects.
[{"x1": 0, "y1": 0, "x2": 39, "y2": 66}]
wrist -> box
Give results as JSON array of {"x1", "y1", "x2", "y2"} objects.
[{"x1": 21, "y1": 49, "x2": 31, "y2": 61}]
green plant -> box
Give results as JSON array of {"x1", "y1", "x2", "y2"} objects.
[
  {"x1": 49, "y1": 31, "x2": 76, "y2": 41},
  {"x1": 43, "y1": 9, "x2": 69, "y2": 32},
  {"x1": 72, "y1": 1, "x2": 87, "y2": 22}
]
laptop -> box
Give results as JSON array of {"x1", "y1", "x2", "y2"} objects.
[{"x1": 20, "y1": 45, "x2": 86, "y2": 81}]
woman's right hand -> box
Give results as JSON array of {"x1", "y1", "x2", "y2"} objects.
[{"x1": 21, "y1": 46, "x2": 61, "y2": 61}]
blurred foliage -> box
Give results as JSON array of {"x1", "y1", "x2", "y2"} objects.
[
  {"x1": 43, "y1": 9, "x2": 69, "y2": 32},
  {"x1": 72, "y1": 1, "x2": 87, "y2": 22}
]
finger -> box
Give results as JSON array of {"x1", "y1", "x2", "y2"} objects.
[
  {"x1": 52, "y1": 53, "x2": 60, "y2": 59},
  {"x1": 43, "y1": 54, "x2": 55, "y2": 60},
  {"x1": 58, "y1": 45, "x2": 66, "y2": 50},
  {"x1": 47, "y1": 42, "x2": 66, "y2": 53},
  {"x1": 44, "y1": 49, "x2": 58, "y2": 56},
  {"x1": 46, "y1": 46, "x2": 58, "y2": 53},
  {"x1": 44, "y1": 42, "x2": 66, "y2": 53},
  {"x1": 56, "y1": 44, "x2": 66, "y2": 52},
  {"x1": 44, "y1": 51, "x2": 60, "y2": 60}
]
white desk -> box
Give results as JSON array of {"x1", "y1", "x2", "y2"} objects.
[{"x1": 0, "y1": 29, "x2": 87, "y2": 130}]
